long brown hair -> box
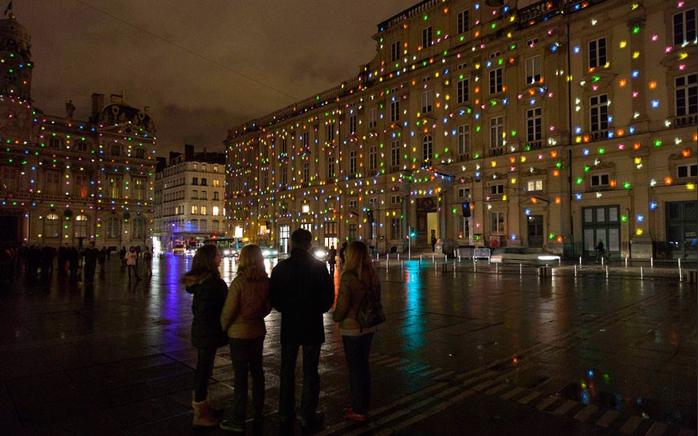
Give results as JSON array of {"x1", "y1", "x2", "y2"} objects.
[
  {"x1": 341, "y1": 240, "x2": 375, "y2": 285},
  {"x1": 180, "y1": 244, "x2": 220, "y2": 286},
  {"x1": 236, "y1": 244, "x2": 268, "y2": 282}
]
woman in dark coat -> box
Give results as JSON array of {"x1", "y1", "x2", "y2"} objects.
[{"x1": 181, "y1": 244, "x2": 228, "y2": 428}]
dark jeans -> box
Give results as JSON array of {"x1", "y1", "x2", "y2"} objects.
[
  {"x1": 342, "y1": 333, "x2": 374, "y2": 415},
  {"x1": 193, "y1": 347, "x2": 217, "y2": 402},
  {"x1": 127, "y1": 264, "x2": 139, "y2": 279},
  {"x1": 279, "y1": 343, "x2": 321, "y2": 423},
  {"x1": 229, "y1": 336, "x2": 265, "y2": 425},
  {"x1": 84, "y1": 262, "x2": 96, "y2": 283}
]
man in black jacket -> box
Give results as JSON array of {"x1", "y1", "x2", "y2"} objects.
[{"x1": 270, "y1": 228, "x2": 335, "y2": 433}]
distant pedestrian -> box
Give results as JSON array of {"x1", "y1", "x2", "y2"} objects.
[
  {"x1": 142, "y1": 248, "x2": 152, "y2": 275},
  {"x1": 333, "y1": 241, "x2": 383, "y2": 422},
  {"x1": 219, "y1": 245, "x2": 271, "y2": 432},
  {"x1": 119, "y1": 246, "x2": 127, "y2": 266},
  {"x1": 339, "y1": 241, "x2": 348, "y2": 266},
  {"x1": 270, "y1": 228, "x2": 335, "y2": 434},
  {"x1": 431, "y1": 235, "x2": 437, "y2": 252},
  {"x1": 595, "y1": 239, "x2": 606, "y2": 264},
  {"x1": 82, "y1": 241, "x2": 99, "y2": 285},
  {"x1": 124, "y1": 246, "x2": 140, "y2": 281},
  {"x1": 68, "y1": 247, "x2": 80, "y2": 282},
  {"x1": 181, "y1": 245, "x2": 228, "y2": 428},
  {"x1": 97, "y1": 247, "x2": 107, "y2": 275},
  {"x1": 328, "y1": 245, "x2": 337, "y2": 275}
]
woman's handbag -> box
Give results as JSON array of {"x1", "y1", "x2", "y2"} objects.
[{"x1": 357, "y1": 285, "x2": 386, "y2": 329}]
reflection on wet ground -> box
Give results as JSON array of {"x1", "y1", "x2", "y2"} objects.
[{"x1": 0, "y1": 255, "x2": 694, "y2": 435}]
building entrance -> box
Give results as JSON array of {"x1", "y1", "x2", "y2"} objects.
[
  {"x1": 582, "y1": 205, "x2": 621, "y2": 257},
  {"x1": 527, "y1": 215, "x2": 544, "y2": 248},
  {"x1": 666, "y1": 201, "x2": 697, "y2": 259},
  {"x1": 416, "y1": 197, "x2": 438, "y2": 246}
]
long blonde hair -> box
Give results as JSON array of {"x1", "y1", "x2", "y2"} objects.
[
  {"x1": 236, "y1": 244, "x2": 268, "y2": 282},
  {"x1": 341, "y1": 241, "x2": 375, "y2": 285}
]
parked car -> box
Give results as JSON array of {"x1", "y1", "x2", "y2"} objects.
[
  {"x1": 172, "y1": 245, "x2": 185, "y2": 256},
  {"x1": 489, "y1": 247, "x2": 560, "y2": 265},
  {"x1": 260, "y1": 246, "x2": 279, "y2": 258}
]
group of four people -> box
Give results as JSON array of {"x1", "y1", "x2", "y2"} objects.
[{"x1": 181, "y1": 228, "x2": 382, "y2": 433}]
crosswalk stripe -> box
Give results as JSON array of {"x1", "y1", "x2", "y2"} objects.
[
  {"x1": 500, "y1": 387, "x2": 525, "y2": 400},
  {"x1": 619, "y1": 416, "x2": 644, "y2": 435},
  {"x1": 552, "y1": 399, "x2": 577, "y2": 416},
  {"x1": 574, "y1": 405, "x2": 599, "y2": 422},
  {"x1": 432, "y1": 370, "x2": 456, "y2": 381},
  {"x1": 596, "y1": 410, "x2": 620, "y2": 428},
  {"x1": 536, "y1": 396, "x2": 558, "y2": 411},
  {"x1": 645, "y1": 421, "x2": 668, "y2": 436},
  {"x1": 517, "y1": 391, "x2": 540, "y2": 405},
  {"x1": 472, "y1": 379, "x2": 498, "y2": 391},
  {"x1": 484, "y1": 383, "x2": 510, "y2": 396}
]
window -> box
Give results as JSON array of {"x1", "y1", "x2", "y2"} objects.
[
  {"x1": 369, "y1": 146, "x2": 377, "y2": 171},
  {"x1": 457, "y1": 124, "x2": 470, "y2": 156},
  {"x1": 326, "y1": 123, "x2": 335, "y2": 143},
  {"x1": 527, "y1": 38, "x2": 538, "y2": 47},
  {"x1": 368, "y1": 108, "x2": 377, "y2": 129},
  {"x1": 677, "y1": 163, "x2": 697, "y2": 178},
  {"x1": 74, "y1": 173, "x2": 90, "y2": 198},
  {"x1": 212, "y1": 179, "x2": 220, "y2": 187},
  {"x1": 213, "y1": 165, "x2": 218, "y2": 173},
  {"x1": 675, "y1": 73, "x2": 697, "y2": 116},
  {"x1": 391, "y1": 195, "x2": 402, "y2": 204},
  {"x1": 201, "y1": 178, "x2": 207, "y2": 186},
  {"x1": 673, "y1": 9, "x2": 696, "y2": 46},
  {"x1": 212, "y1": 191, "x2": 219, "y2": 200},
  {"x1": 132, "y1": 217, "x2": 146, "y2": 240},
  {"x1": 457, "y1": 10, "x2": 469, "y2": 34},
  {"x1": 328, "y1": 156, "x2": 335, "y2": 179},
  {"x1": 212, "y1": 220, "x2": 219, "y2": 231},
  {"x1": 525, "y1": 56, "x2": 541, "y2": 84},
  {"x1": 489, "y1": 68, "x2": 503, "y2": 94},
  {"x1": 2, "y1": 166, "x2": 19, "y2": 192},
  {"x1": 201, "y1": 206, "x2": 207, "y2": 215},
  {"x1": 349, "y1": 200, "x2": 357, "y2": 209},
  {"x1": 458, "y1": 214, "x2": 471, "y2": 239},
  {"x1": 490, "y1": 184, "x2": 504, "y2": 195},
  {"x1": 200, "y1": 190, "x2": 207, "y2": 200},
  {"x1": 213, "y1": 206, "x2": 220, "y2": 216},
  {"x1": 76, "y1": 141, "x2": 88, "y2": 152},
  {"x1": 191, "y1": 205, "x2": 199, "y2": 214},
  {"x1": 590, "y1": 173, "x2": 610, "y2": 187},
  {"x1": 192, "y1": 177, "x2": 198, "y2": 185},
  {"x1": 280, "y1": 166, "x2": 287, "y2": 186},
  {"x1": 526, "y1": 108, "x2": 542, "y2": 142},
  {"x1": 368, "y1": 197, "x2": 378, "y2": 206},
  {"x1": 192, "y1": 190, "x2": 198, "y2": 199},
  {"x1": 421, "y1": 90, "x2": 433, "y2": 113},
  {"x1": 457, "y1": 76, "x2": 469, "y2": 104},
  {"x1": 300, "y1": 132, "x2": 309, "y2": 149},
  {"x1": 190, "y1": 219, "x2": 198, "y2": 231},
  {"x1": 302, "y1": 161, "x2": 310, "y2": 182},
  {"x1": 390, "y1": 140, "x2": 400, "y2": 168},
  {"x1": 349, "y1": 224, "x2": 357, "y2": 240},
  {"x1": 49, "y1": 137, "x2": 61, "y2": 149},
  {"x1": 45, "y1": 213, "x2": 60, "y2": 238},
  {"x1": 349, "y1": 115, "x2": 357, "y2": 134},
  {"x1": 588, "y1": 37, "x2": 607, "y2": 69},
  {"x1": 107, "y1": 176, "x2": 121, "y2": 198},
  {"x1": 281, "y1": 137, "x2": 288, "y2": 155},
  {"x1": 350, "y1": 150, "x2": 357, "y2": 174},
  {"x1": 422, "y1": 135, "x2": 433, "y2": 163},
  {"x1": 391, "y1": 40, "x2": 401, "y2": 62},
  {"x1": 301, "y1": 204, "x2": 310, "y2": 214},
  {"x1": 527, "y1": 180, "x2": 543, "y2": 191},
  {"x1": 490, "y1": 116, "x2": 504, "y2": 149},
  {"x1": 489, "y1": 51, "x2": 501, "y2": 59},
  {"x1": 422, "y1": 26, "x2": 433, "y2": 48},
  {"x1": 490, "y1": 211, "x2": 505, "y2": 235},
  {"x1": 390, "y1": 217, "x2": 401, "y2": 240},
  {"x1": 590, "y1": 94, "x2": 609, "y2": 131},
  {"x1": 458, "y1": 187, "x2": 470, "y2": 199},
  {"x1": 390, "y1": 100, "x2": 400, "y2": 122},
  {"x1": 193, "y1": 163, "x2": 198, "y2": 170},
  {"x1": 106, "y1": 216, "x2": 120, "y2": 239},
  {"x1": 70, "y1": 214, "x2": 87, "y2": 238},
  {"x1": 134, "y1": 178, "x2": 146, "y2": 200}
]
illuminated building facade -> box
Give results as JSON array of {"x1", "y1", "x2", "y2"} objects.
[
  {"x1": 225, "y1": 0, "x2": 696, "y2": 259},
  {"x1": 153, "y1": 145, "x2": 227, "y2": 252},
  {"x1": 0, "y1": 14, "x2": 156, "y2": 248}
]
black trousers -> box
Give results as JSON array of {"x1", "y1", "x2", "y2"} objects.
[
  {"x1": 342, "y1": 333, "x2": 374, "y2": 415},
  {"x1": 278, "y1": 343, "x2": 321, "y2": 423},
  {"x1": 229, "y1": 336, "x2": 265, "y2": 424}
]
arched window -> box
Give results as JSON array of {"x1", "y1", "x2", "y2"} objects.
[
  {"x1": 45, "y1": 213, "x2": 60, "y2": 238},
  {"x1": 132, "y1": 217, "x2": 146, "y2": 240},
  {"x1": 422, "y1": 135, "x2": 433, "y2": 163},
  {"x1": 106, "y1": 217, "x2": 120, "y2": 239},
  {"x1": 200, "y1": 220, "x2": 208, "y2": 231},
  {"x1": 190, "y1": 219, "x2": 199, "y2": 232},
  {"x1": 74, "y1": 215, "x2": 88, "y2": 238}
]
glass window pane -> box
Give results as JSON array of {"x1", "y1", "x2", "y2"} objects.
[
  {"x1": 584, "y1": 229, "x2": 595, "y2": 253},
  {"x1": 609, "y1": 228, "x2": 620, "y2": 252},
  {"x1": 608, "y1": 207, "x2": 618, "y2": 222},
  {"x1": 584, "y1": 208, "x2": 594, "y2": 223},
  {"x1": 596, "y1": 208, "x2": 606, "y2": 222}
]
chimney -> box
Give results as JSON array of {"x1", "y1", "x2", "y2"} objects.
[
  {"x1": 91, "y1": 93, "x2": 104, "y2": 119},
  {"x1": 185, "y1": 144, "x2": 195, "y2": 161},
  {"x1": 110, "y1": 93, "x2": 124, "y2": 105},
  {"x1": 65, "y1": 100, "x2": 76, "y2": 119}
]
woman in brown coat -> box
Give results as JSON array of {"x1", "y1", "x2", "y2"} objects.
[
  {"x1": 333, "y1": 241, "x2": 382, "y2": 422},
  {"x1": 219, "y1": 244, "x2": 271, "y2": 432}
]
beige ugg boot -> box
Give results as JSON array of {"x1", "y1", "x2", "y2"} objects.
[{"x1": 192, "y1": 398, "x2": 221, "y2": 428}]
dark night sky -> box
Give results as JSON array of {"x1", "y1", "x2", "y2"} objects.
[{"x1": 15, "y1": 0, "x2": 418, "y2": 157}]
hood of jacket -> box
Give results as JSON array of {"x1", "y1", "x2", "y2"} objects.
[{"x1": 182, "y1": 272, "x2": 216, "y2": 292}]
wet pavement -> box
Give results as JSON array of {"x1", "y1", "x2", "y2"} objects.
[{"x1": 0, "y1": 255, "x2": 695, "y2": 436}]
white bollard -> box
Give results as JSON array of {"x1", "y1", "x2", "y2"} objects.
[
  {"x1": 605, "y1": 265, "x2": 609, "y2": 279},
  {"x1": 601, "y1": 256, "x2": 604, "y2": 266},
  {"x1": 679, "y1": 258, "x2": 683, "y2": 281},
  {"x1": 640, "y1": 266, "x2": 643, "y2": 279},
  {"x1": 386, "y1": 254, "x2": 389, "y2": 269},
  {"x1": 420, "y1": 254, "x2": 423, "y2": 262},
  {"x1": 579, "y1": 256, "x2": 582, "y2": 267},
  {"x1": 432, "y1": 254, "x2": 435, "y2": 263},
  {"x1": 574, "y1": 264, "x2": 577, "y2": 277},
  {"x1": 625, "y1": 257, "x2": 628, "y2": 268},
  {"x1": 445, "y1": 254, "x2": 448, "y2": 262},
  {"x1": 401, "y1": 260, "x2": 404, "y2": 270},
  {"x1": 650, "y1": 257, "x2": 654, "y2": 269},
  {"x1": 397, "y1": 253, "x2": 400, "y2": 261},
  {"x1": 474, "y1": 260, "x2": 477, "y2": 273},
  {"x1": 495, "y1": 263, "x2": 499, "y2": 273},
  {"x1": 520, "y1": 263, "x2": 523, "y2": 275}
]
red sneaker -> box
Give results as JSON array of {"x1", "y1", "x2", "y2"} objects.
[{"x1": 343, "y1": 407, "x2": 368, "y2": 422}]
